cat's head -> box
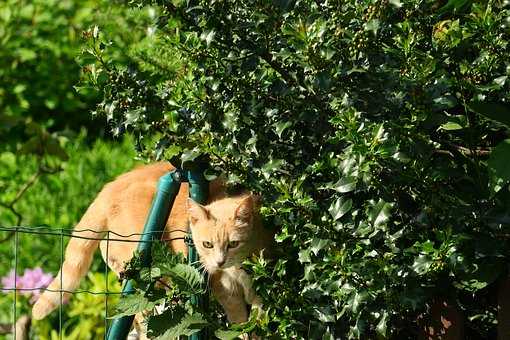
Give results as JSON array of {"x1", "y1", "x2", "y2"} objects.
[{"x1": 188, "y1": 195, "x2": 258, "y2": 273}]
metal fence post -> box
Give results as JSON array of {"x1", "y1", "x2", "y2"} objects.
[
  {"x1": 106, "y1": 169, "x2": 181, "y2": 340},
  {"x1": 106, "y1": 163, "x2": 210, "y2": 340},
  {"x1": 186, "y1": 167, "x2": 209, "y2": 340}
]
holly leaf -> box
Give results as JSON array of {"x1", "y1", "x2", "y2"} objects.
[
  {"x1": 376, "y1": 311, "x2": 388, "y2": 337},
  {"x1": 332, "y1": 177, "x2": 357, "y2": 193},
  {"x1": 328, "y1": 197, "x2": 353, "y2": 220},
  {"x1": 274, "y1": 121, "x2": 292, "y2": 138},
  {"x1": 412, "y1": 255, "x2": 433, "y2": 275},
  {"x1": 310, "y1": 238, "x2": 331, "y2": 256},
  {"x1": 367, "y1": 199, "x2": 393, "y2": 228}
]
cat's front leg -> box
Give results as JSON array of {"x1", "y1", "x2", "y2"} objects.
[
  {"x1": 237, "y1": 269, "x2": 264, "y2": 340},
  {"x1": 237, "y1": 269, "x2": 263, "y2": 312},
  {"x1": 211, "y1": 271, "x2": 249, "y2": 324}
]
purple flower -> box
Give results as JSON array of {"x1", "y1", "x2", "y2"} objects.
[
  {"x1": 19, "y1": 268, "x2": 54, "y2": 302},
  {"x1": 1, "y1": 267, "x2": 53, "y2": 303},
  {"x1": 1, "y1": 269, "x2": 20, "y2": 291}
]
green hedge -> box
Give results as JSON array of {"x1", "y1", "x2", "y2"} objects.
[{"x1": 88, "y1": 0, "x2": 510, "y2": 338}]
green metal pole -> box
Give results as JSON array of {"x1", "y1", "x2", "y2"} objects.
[
  {"x1": 186, "y1": 167, "x2": 209, "y2": 340},
  {"x1": 106, "y1": 170, "x2": 181, "y2": 340}
]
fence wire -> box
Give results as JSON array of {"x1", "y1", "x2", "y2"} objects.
[{"x1": 0, "y1": 225, "x2": 185, "y2": 340}]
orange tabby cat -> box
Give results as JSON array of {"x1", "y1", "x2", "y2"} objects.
[{"x1": 32, "y1": 162, "x2": 272, "y2": 333}]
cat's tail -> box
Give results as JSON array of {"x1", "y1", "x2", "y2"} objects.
[{"x1": 32, "y1": 198, "x2": 107, "y2": 320}]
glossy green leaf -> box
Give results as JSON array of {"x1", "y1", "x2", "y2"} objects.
[
  {"x1": 328, "y1": 197, "x2": 353, "y2": 220},
  {"x1": 332, "y1": 177, "x2": 357, "y2": 193},
  {"x1": 376, "y1": 311, "x2": 388, "y2": 337},
  {"x1": 274, "y1": 121, "x2": 292, "y2": 138},
  {"x1": 367, "y1": 199, "x2": 393, "y2": 228},
  {"x1": 310, "y1": 238, "x2": 331, "y2": 255},
  {"x1": 412, "y1": 255, "x2": 433, "y2": 275},
  {"x1": 437, "y1": 0, "x2": 471, "y2": 15},
  {"x1": 440, "y1": 122, "x2": 463, "y2": 130}
]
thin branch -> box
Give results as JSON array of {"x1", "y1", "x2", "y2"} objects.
[
  {"x1": 0, "y1": 229, "x2": 15, "y2": 243},
  {"x1": 0, "y1": 163, "x2": 62, "y2": 243},
  {"x1": 453, "y1": 145, "x2": 491, "y2": 157},
  {"x1": 259, "y1": 51, "x2": 297, "y2": 87},
  {"x1": 10, "y1": 170, "x2": 42, "y2": 207},
  {"x1": 436, "y1": 141, "x2": 492, "y2": 158},
  {"x1": 209, "y1": 149, "x2": 228, "y2": 166},
  {"x1": 0, "y1": 199, "x2": 22, "y2": 231}
]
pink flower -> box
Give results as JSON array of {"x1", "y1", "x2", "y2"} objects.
[
  {"x1": 1, "y1": 269, "x2": 20, "y2": 291},
  {"x1": 19, "y1": 268, "x2": 54, "y2": 303},
  {"x1": 1, "y1": 267, "x2": 53, "y2": 303}
]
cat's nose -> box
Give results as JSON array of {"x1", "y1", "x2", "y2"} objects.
[{"x1": 217, "y1": 259, "x2": 226, "y2": 267}]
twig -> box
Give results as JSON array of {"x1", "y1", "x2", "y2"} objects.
[
  {"x1": 209, "y1": 149, "x2": 228, "y2": 166},
  {"x1": 0, "y1": 201, "x2": 22, "y2": 229},
  {"x1": 0, "y1": 164, "x2": 62, "y2": 242},
  {"x1": 259, "y1": 51, "x2": 297, "y2": 87},
  {"x1": 10, "y1": 170, "x2": 42, "y2": 207},
  {"x1": 436, "y1": 141, "x2": 491, "y2": 158}
]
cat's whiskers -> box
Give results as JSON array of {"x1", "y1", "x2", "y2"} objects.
[{"x1": 196, "y1": 262, "x2": 215, "y2": 290}]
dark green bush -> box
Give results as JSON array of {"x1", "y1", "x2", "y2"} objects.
[{"x1": 89, "y1": 0, "x2": 510, "y2": 338}]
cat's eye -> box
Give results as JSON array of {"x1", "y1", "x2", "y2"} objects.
[
  {"x1": 228, "y1": 240, "x2": 239, "y2": 248},
  {"x1": 202, "y1": 241, "x2": 213, "y2": 248}
]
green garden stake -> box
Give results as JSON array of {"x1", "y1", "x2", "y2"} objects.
[
  {"x1": 186, "y1": 167, "x2": 209, "y2": 340},
  {"x1": 106, "y1": 169, "x2": 182, "y2": 340},
  {"x1": 106, "y1": 163, "x2": 209, "y2": 340}
]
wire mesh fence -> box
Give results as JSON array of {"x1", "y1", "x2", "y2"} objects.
[{"x1": 0, "y1": 225, "x2": 175, "y2": 340}]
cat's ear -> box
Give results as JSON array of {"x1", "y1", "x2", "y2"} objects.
[
  {"x1": 234, "y1": 195, "x2": 256, "y2": 225},
  {"x1": 188, "y1": 199, "x2": 209, "y2": 224}
]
